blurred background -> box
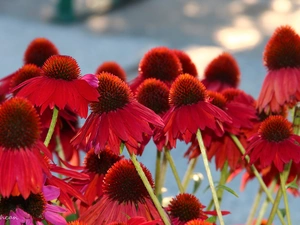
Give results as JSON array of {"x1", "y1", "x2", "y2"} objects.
[{"x1": 1, "y1": 0, "x2": 300, "y2": 224}]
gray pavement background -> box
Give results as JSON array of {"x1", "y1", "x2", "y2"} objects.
[{"x1": 1, "y1": 0, "x2": 300, "y2": 224}]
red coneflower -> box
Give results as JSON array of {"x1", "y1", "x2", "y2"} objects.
[
  {"x1": 246, "y1": 115, "x2": 300, "y2": 172},
  {"x1": 13, "y1": 55, "x2": 99, "y2": 118},
  {"x1": 95, "y1": 61, "x2": 127, "y2": 81},
  {"x1": 130, "y1": 47, "x2": 183, "y2": 92},
  {"x1": 71, "y1": 73, "x2": 164, "y2": 155},
  {"x1": 70, "y1": 148, "x2": 122, "y2": 212},
  {"x1": 202, "y1": 52, "x2": 240, "y2": 92},
  {"x1": 0, "y1": 97, "x2": 51, "y2": 199},
  {"x1": 0, "y1": 184, "x2": 67, "y2": 225},
  {"x1": 24, "y1": 37, "x2": 59, "y2": 67},
  {"x1": 79, "y1": 159, "x2": 162, "y2": 225},
  {"x1": 257, "y1": 25, "x2": 300, "y2": 113},
  {"x1": 135, "y1": 78, "x2": 170, "y2": 151},
  {"x1": 185, "y1": 220, "x2": 215, "y2": 225},
  {"x1": 173, "y1": 49, "x2": 198, "y2": 77},
  {"x1": 108, "y1": 217, "x2": 162, "y2": 225},
  {"x1": 167, "y1": 193, "x2": 227, "y2": 225},
  {"x1": 10, "y1": 64, "x2": 43, "y2": 92},
  {"x1": 159, "y1": 74, "x2": 231, "y2": 149}
]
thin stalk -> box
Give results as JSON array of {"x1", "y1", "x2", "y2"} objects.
[
  {"x1": 164, "y1": 148, "x2": 184, "y2": 193},
  {"x1": 255, "y1": 180, "x2": 277, "y2": 225},
  {"x1": 266, "y1": 187, "x2": 283, "y2": 225},
  {"x1": 196, "y1": 129, "x2": 225, "y2": 225},
  {"x1": 181, "y1": 157, "x2": 199, "y2": 192},
  {"x1": 154, "y1": 150, "x2": 162, "y2": 196},
  {"x1": 44, "y1": 107, "x2": 59, "y2": 147},
  {"x1": 129, "y1": 151, "x2": 170, "y2": 225},
  {"x1": 207, "y1": 161, "x2": 229, "y2": 211},
  {"x1": 158, "y1": 151, "x2": 168, "y2": 202},
  {"x1": 280, "y1": 162, "x2": 292, "y2": 225},
  {"x1": 230, "y1": 133, "x2": 286, "y2": 225},
  {"x1": 246, "y1": 186, "x2": 263, "y2": 225}
]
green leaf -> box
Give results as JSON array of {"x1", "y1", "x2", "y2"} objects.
[
  {"x1": 216, "y1": 184, "x2": 239, "y2": 198},
  {"x1": 279, "y1": 208, "x2": 286, "y2": 218},
  {"x1": 206, "y1": 216, "x2": 217, "y2": 223},
  {"x1": 203, "y1": 181, "x2": 219, "y2": 193},
  {"x1": 286, "y1": 176, "x2": 299, "y2": 190}
]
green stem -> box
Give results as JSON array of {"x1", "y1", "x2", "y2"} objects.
[
  {"x1": 181, "y1": 157, "x2": 198, "y2": 192},
  {"x1": 207, "y1": 161, "x2": 229, "y2": 211},
  {"x1": 246, "y1": 186, "x2": 263, "y2": 225},
  {"x1": 255, "y1": 180, "x2": 277, "y2": 225},
  {"x1": 44, "y1": 107, "x2": 59, "y2": 147},
  {"x1": 158, "y1": 151, "x2": 168, "y2": 203},
  {"x1": 266, "y1": 187, "x2": 283, "y2": 225},
  {"x1": 164, "y1": 148, "x2": 184, "y2": 193},
  {"x1": 292, "y1": 105, "x2": 300, "y2": 135},
  {"x1": 154, "y1": 150, "x2": 162, "y2": 196},
  {"x1": 196, "y1": 129, "x2": 225, "y2": 225},
  {"x1": 280, "y1": 162, "x2": 292, "y2": 225},
  {"x1": 230, "y1": 133, "x2": 286, "y2": 225},
  {"x1": 129, "y1": 151, "x2": 170, "y2": 225}
]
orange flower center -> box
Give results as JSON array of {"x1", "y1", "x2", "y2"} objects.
[
  {"x1": 42, "y1": 55, "x2": 80, "y2": 80},
  {"x1": 170, "y1": 74, "x2": 207, "y2": 107},
  {"x1": 90, "y1": 73, "x2": 132, "y2": 114},
  {"x1": 136, "y1": 78, "x2": 170, "y2": 114},
  {"x1": 103, "y1": 159, "x2": 153, "y2": 204},
  {"x1": 0, "y1": 97, "x2": 40, "y2": 149},
  {"x1": 168, "y1": 193, "x2": 206, "y2": 222},
  {"x1": 260, "y1": 115, "x2": 292, "y2": 142}
]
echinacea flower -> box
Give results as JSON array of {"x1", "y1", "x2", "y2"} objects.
[
  {"x1": 167, "y1": 193, "x2": 228, "y2": 225},
  {"x1": 201, "y1": 52, "x2": 240, "y2": 92},
  {"x1": 130, "y1": 47, "x2": 183, "y2": 92},
  {"x1": 246, "y1": 115, "x2": 300, "y2": 172},
  {"x1": 185, "y1": 219, "x2": 215, "y2": 225},
  {"x1": 13, "y1": 55, "x2": 99, "y2": 118},
  {"x1": 70, "y1": 148, "x2": 122, "y2": 212},
  {"x1": 95, "y1": 61, "x2": 127, "y2": 81},
  {"x1": 0, "y1": 184, "x2": 67, "y2": 225},
  {"x1": 71, "y1": 73, "x2": 164, "y2": 155},
  {"x1": 159, "y1": 74, "x2": 231, "y2": 149},
  {"x1": 257, "y1": 25, "x2": 300, "y2": 113},
  {"x1": 0, "y1": 64, "x2": 43, "y2": 99},
  {"x1": 0, "y1": 97, "x2": 51, "y2": 198},
  {"x1": 24, "y1": 37, "x2": 59, "y2": 67},
  {"x1": 79, "y1": 159, "x2": 162, "y2": 225},
  {"x1": 135, "y1": 78, "x2": 170, "y2": 151},
  {"x1": 173, "y1": 49, "x2": 198, "y2": 77},
  {"x1": 108, "y1": 216, "x2": 162, "y2": 225}
]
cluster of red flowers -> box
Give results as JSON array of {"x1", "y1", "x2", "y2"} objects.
[{"x1": 0, "y1": 24, "x2": 299, "y2": 225}]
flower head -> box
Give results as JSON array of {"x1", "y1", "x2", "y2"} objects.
[
  {"x1": 0, "y1": 97, "x2": 51, "y2": 198},
  {"x1": 136, "y1": 78, "x2": 170, "y2": 115},
  {"x1": 257, "y1": 25, "x2": 300, "y2": 113},
  {"x1": 130, "y1": 47, "x2": 182, "y2": 92},
  {"x1": 159, "y1": 74, "x2": 231, "y2": 148},
  {"x1": 167, "y1": 193, "x2": 207, "y2": 225},
  {"x1": 246, "y1": 115, "x2": 300, "y2": 171},
  {"x1": 79, "y1": 159, "x2": 161, "y2": 225},
  {"x1": 202, "y1": 52, "x2": 240, "y2": 92},
  {"x1": 185, "y1": 220, "x2": 215, "y2": 225},
  {"x1": 24, "y1": 37, "x2": 59, "y2": 67},
  {"x1": 14, "y1": 55, "x2": 99, "y2": 117},
  {"x1": 71, "y1": 73, "x2": 164, "y2": 155},
  {"x1": 70, "y1": 148, "x2": 122, "y2": 209},
  {"x1": 0, "y1": 184, "x2": 67, "y2": 225},
  {"x1": 10, "y1": 64, "x2": 42, "y2": 91},
  {"x1": 173, "y1": 49, "x2": 198, "y2": 77},
  {"x1": 95, "y1": 61, "x2": 127, "y2": 81}
]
